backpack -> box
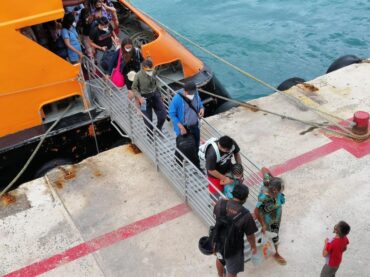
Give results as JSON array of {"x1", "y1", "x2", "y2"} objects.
[
  {"x1": 198, "y1": 137, "x2": 220, "y2": 162},
  {"x1": 100, "y1": 49, "x2": 117, "y2": 72},
  {"x1": 210, "y1": 200, "x2": 247, "y2": 259}
]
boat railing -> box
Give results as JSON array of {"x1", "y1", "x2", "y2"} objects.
[{"x1": 80, "y1": 58, "x2": 262, "y2": 260}]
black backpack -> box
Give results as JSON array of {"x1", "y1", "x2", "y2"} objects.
[
  {"x1": 210, "y1": 200, "x2": 247, "y2": 259},
  {"x1": 100, "y1": 49, "x2": 117, "y2": 73}
]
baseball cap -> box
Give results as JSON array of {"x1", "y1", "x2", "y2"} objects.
[
  {"x1": 184, "y1": 81, "x2": 197, "y2": 95},
  {"x1": 98, "y1": 16, "x2": 109, "y2": 26}
]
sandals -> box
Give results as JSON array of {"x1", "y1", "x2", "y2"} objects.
[{"x1": 274, "y1": 254, "x2": 287, "y2": 265}]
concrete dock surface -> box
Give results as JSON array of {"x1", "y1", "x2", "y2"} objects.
[{"x1": 1, "y1": 63, "x2": 370, "y2": 276}]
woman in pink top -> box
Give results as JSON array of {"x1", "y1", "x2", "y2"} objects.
[{"x1": 321, "y1": 221, "x2": 350, "y2": 277}]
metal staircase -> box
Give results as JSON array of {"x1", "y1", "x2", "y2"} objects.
[{"x1": 81, "y1": 58, "x2": 263, "y2": 260}]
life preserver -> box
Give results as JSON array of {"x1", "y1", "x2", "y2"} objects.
[{"x1": 326, "y1": 55, "x2": 362, "y2": 73}]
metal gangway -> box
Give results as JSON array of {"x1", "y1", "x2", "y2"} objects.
[{"x1": 81, "y1": 58, "x2": 263, "y2": 260}]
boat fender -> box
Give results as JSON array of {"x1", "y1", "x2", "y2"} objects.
[
  {"x1": 277, "y1": 77, "x2": 306, "y2": 91},
  {"x1": 326, "y1": 55, "x2": 362, "y2": 73}
]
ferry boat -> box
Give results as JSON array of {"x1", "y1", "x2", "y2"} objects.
[{"x1": 0, "y1": 0, "x2": 233, "y2": 191}]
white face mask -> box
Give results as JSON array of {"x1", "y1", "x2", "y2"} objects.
[
  {"x1": 72, "y1": 22, "x2": 77, "y2": 28},
  {"x1": 145, "y1": 70, "x2": 153, "y2": 77},
  {"x1": 186, "y1": 94, "x2": 195, "y2": 100},
  {"x1": 125, "y1": 47, "x2": 132, "y2": 52},
  {"x1": 102, "y1": 27, "x2": 109, "y2": 32}
]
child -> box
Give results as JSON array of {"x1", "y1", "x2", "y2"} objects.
[
  {"x1": 321, "y1": 221, "x2": 350, "y2": 277},
  {"x1": 223, "y1": 163, "x2": 244, "y2": 199}
]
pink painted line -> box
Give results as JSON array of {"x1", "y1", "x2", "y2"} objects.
[
  {"x1": 270, "y1": 141, "x2": 341, "y2": 176},
  {"x1": 4, "y1": 203, "x2": 190, "y2": 277}
]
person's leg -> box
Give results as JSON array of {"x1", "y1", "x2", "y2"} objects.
[
  {"x1": 142, "y1": 97, "x2": 153, "y2": 136},
  {"x1": 270, "y1": 226, "x2": 286, "y2": 265},
  {"x1": 189, "y1": 126, "x2": 200, "y2": 150},
  {"x1": 320, "y1": 264, "x2": 338, "y2": 277},
  {"x1": 216, "y1": 259, "x2": 225, "y2": 277},
  {"x1": 151, "y1": 92, "x2": 167, "y2": 131}
]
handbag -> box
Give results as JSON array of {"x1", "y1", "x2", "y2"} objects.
[{"x1": 111, "y1": 49, "x2": 125, "y2": 88}]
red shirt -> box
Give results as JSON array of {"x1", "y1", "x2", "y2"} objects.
[
  {"x1": 208, "y1": 176, "x2": 222, "y2": 194},
  {"x1": 326, "y1": 236, "x2": 349, "y2": 267}
]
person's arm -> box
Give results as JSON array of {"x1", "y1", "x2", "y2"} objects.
[
  {"x1": 234, "y1": 152, "x2": 242, "y2": 164},
  {"x1": 247, "y1": 234, "x2": 257, "y2": 254},
  {"x1": 197, "y1": 93, "x2": 205, "y2": 118},
  {"x1": 62, "y1": 30, "x2": 83, "y2": 60},
  {"x1": 131, "y1": 75, "x2": 144, "y2": 104},
  {"x1": 208, "y1": 169, "x2": 231, "y2": 184},
  {"x1": 169, "y1": 96, "x2": 186, "y2": 135},
  {"x1": 102, "y1": 2, "x2": 116, "y2": 13},
  {"x1": 322, "y1": 239, "x2": 330, "y2": 257}
]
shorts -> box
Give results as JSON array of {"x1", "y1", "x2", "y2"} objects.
[
  {"x1": 320, "y1": 264, "x2": 339, "y2": 277},
  {"x1": 218, "y1": 250, "x2": 244, "y2": 276}
]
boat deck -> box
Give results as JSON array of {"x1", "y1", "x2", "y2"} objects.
[{"x1": 1, "y1": 62, "x2": 370, "y2": 276}]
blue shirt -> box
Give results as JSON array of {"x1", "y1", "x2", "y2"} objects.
[
  {"x1": 61, "y1": 27, "x2": 82, "y2": 63},
  {"x1": 169, "y1": 89, "x2": 204, "y2": 136}
]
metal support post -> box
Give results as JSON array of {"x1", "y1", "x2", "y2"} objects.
[{"x1": 182, "y1": 159, "x2": 188, "y2": 204}]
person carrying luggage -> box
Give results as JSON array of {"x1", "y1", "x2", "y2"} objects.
[{"x1": 169, "y1": 81, "x2": 204, "y2": 169}]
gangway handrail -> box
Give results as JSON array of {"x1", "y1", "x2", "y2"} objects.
[
  {"x1": 155, "y1": 76, "x2": 263, "y2": 202},
  {"x1": 80, "y1": 58, "x2": 261, "y2": 260}
]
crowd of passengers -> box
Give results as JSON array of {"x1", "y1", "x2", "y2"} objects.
[
  {"x1": 20, "y1": 2, "x2": 352, "y2": 276},
  {"x1": 20, "y1": 0, "x2": 121, "y2": 65}
]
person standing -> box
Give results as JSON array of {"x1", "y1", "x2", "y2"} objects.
[
  {"x1": 254, "y1": 177, "x2": 287, "y2": 265},
  {"x1": 131, "y1": 59, "x2": 167, "y2": 134},
  {"x1": 89, "y1": 16, "x2": 118, "y2": 62},
  {"x1": 206, "y1": 136, "x2": 242, "y2": 200},
  {"x1": 320, "y1": 221, "x2": 350, "y2": 277},
  {"x1": 61, "y1": 13, "x2": 83, "y2": 64},
  {"x1": 213, "y1": 185, "x2": 257, "y2": 277}
]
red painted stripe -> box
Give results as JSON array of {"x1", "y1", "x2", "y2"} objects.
[
  {"x1": 4, "y1": 203, "x2": 190, "y2": 277},
  {"x1": 270, "y1": 141, "x2": 341, "y2": 176}
]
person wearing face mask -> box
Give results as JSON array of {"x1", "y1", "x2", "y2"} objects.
[
  {"x1": 61, "y1": 13, "x2": 83, "y2": 64},
  {"x1": 213, "y1": 185, "x2": 257, "y2": 277},
  {"x1": 89, "y1": 16, "x2": 118, "y2": 62},
  {"x1": 131, "y1": 59, "x2": 167, "y2": 134},
  {"x1": 169, "y1": 81, "x2": 204, "y2": 151},
  {"x1": 107, "y1": 37, "x2": 143, "y2": 91},
  {"x1": 206, "y1": 135, "x2": 242, "y2": 200}
]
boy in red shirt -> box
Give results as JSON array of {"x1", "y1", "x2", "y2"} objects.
[{"x1": 321, "y1": 221, "x2": 350, "y2": 277}]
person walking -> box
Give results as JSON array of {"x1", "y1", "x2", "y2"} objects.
[
  {"x1": 169, "y1": 81, "x2": 204, "y2": 168},
  {"x1": 213, "y1": 185, "x2": 257, "y2": 277},
  {"x1": 320, "y1": 221, "x2": 350, "y2": 277},
  {"x1": 254, "y1": 177, "x2": 287, "y2": 265},
  {"x1": 205, "y1": 136, "x2": 242, "y2": 200},
  {"x1": 131, "y1": 59, "x2": 167, "y2": 135}
]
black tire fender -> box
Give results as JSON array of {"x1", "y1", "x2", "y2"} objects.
[
  {"x1": 326, "y1": 55, "x2": 362, "y2": 73},
  {"x1": 33, "y1": 158, "x2": 73, "y2": 178},
  {"x1": 277, "y1": 77, "x2": 306, "y2": 91}
]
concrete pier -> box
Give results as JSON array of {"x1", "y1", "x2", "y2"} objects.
[{"x1": 1, "y1": 63, "x2": 370, "y2": 276}]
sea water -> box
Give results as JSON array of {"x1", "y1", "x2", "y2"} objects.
[{"x1": 133, "y1": 0, "x2": 370, "y2": 100}]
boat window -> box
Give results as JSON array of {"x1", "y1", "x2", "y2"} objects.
[{"x1": 41, "y1": 95, "x2": 84, "y2": 123}]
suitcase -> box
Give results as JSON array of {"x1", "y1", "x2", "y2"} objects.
[{"x1": 175, "y1": 134, "x2": 200, "y2": 169}]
